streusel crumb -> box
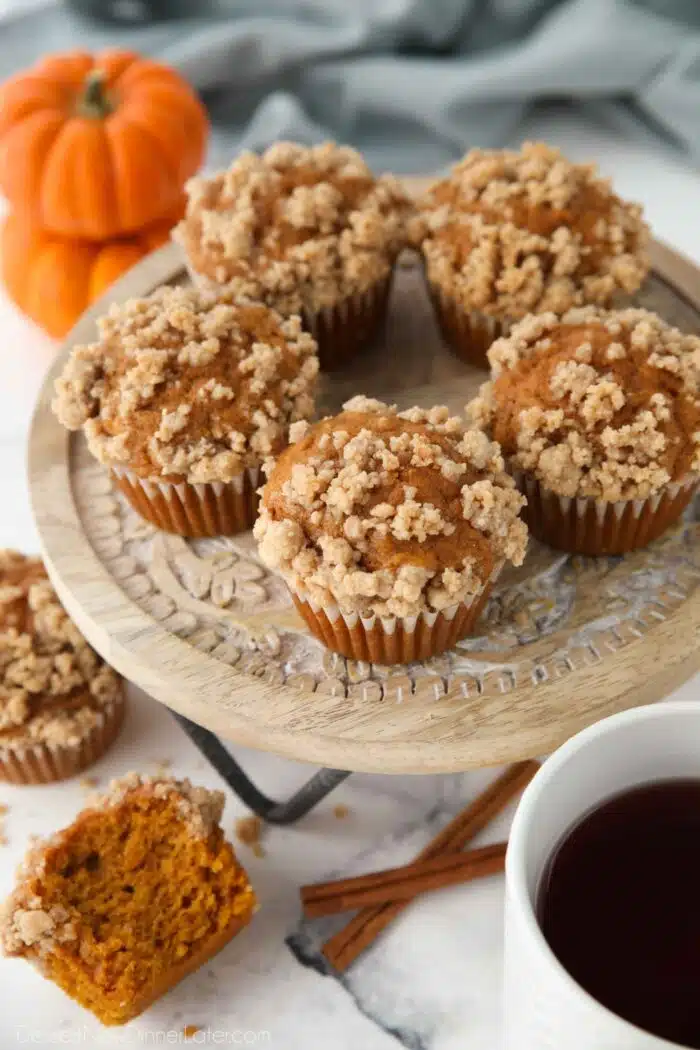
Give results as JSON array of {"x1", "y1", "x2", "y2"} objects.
[
  {"x1": 412, "y1": 142, "x2": 649, "y2": 319},
  {"x1": 0, "y1": 551, "x2": 122, "y2": 752},
  {"x1": 254, "y1": 397, "x2": 527, "y2": 618},
  {"x1": 175, "y1": 142, "x2": 411, "y2": 314},
  {"x1": 467, "y1": 307, "x2": 700, "y2": 501},
  {"x1": 52, "y1": 286, "x2": 318, "y2": 483}
]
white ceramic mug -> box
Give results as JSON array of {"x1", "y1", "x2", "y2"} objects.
[{"x1": 504, "y1": 700, "x2": 700, "y2": 1050}]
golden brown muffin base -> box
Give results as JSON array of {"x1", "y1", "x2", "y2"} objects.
[
  {"x1": 112, "y1": 467, "x2": 260, "y2": 538},
  {"x1": 304, "y1": 272, "x2": 393, "y2": 370},
  {"x1": 427, "y1": 279, "x2": 510, "y2": 368},
  {"x1": 291, "y1": 582, "x2": 496, "y2": 665},
  {"x1": 516, "y1": 471, "x2": 698, "y2": 556},
  {"x1": 0, "y1": 691, "x2": 125, "y2": 785}
]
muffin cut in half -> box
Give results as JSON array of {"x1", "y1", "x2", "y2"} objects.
[
  {"x1": 468, "y1": 307, "x2": 700, "y2": 554},
  {"x1": 0, "y1": 775, "x2": 256, "y2": 1025},
  {"x1": 0, "y1": 550, "x2": 124, "y2": 784},
  {"x1": 174, "y1": 141, "x2": 411, "y2": 369},
  {"x1": 254, "y1": 396, "x2": 528, "y2": 664},
  {"x1": 52, "y1": 285, "x2": 318, "y2": 537},
  {"x1": 412, "y1": 142, "x2": 649, "y2": 367}
]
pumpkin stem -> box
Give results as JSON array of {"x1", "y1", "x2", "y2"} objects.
[{"x1": 77, "y1": 70, "x2": 113, "y2": 119}]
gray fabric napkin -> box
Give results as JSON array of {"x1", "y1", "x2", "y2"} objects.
[{"x1": 1, "y1": 0, "x2": 698, "y2": 173}]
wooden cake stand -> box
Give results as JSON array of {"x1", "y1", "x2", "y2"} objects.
[{"x1": 28, "y1": 209, "x2": 700, "y2": 817}]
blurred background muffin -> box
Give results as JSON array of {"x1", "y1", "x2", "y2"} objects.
[
  {"x1": 175, "y1": 142, "x2": 411, "y2": 370},
  {"x1": 412, "y1": 143, "x2": 649, "y2": 368},
  {"x1": 0, "y1": 550, "x2": 124, "y2": 784}
]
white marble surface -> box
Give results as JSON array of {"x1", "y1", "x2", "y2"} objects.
[{"x1": 1, "y1": 110, "x2": 700, "y2": 1048}]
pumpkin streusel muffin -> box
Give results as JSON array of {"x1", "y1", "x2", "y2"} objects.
[
  {"x1": 174, "y1": 141, "x2": 411, "y2": 369},
  {"x1": 254, "y1": 396, "x2": 527, "y2": 664},
  {"x1": 52, "y1": 284, "x2": 318, "y2": 537},
  {"x1": 0, "y1": 550, "x2": 124, "y2": 784},
  {"x1": 0, "y1": 775, "x2": 256, "y2": 1025},
  {"x1": 412, "y1": 142, "x2": 649, "y2": 367},
  {"x1": 468, "y1": 307, "x2": 700, "y2": 555}
]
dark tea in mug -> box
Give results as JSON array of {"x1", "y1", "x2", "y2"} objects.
[{"x1": 538, "y1": 779, "x2": 700, "y2": 1048}]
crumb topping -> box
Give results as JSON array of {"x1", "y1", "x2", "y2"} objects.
[
  {"x1": 254, "y1": 396, "x2": 527, "y2": 618},
  {"x1": 412, "y1": 142, "x2": 649, "y2": 319},
  {"x1": 93, "y1": 774, "x2": 225, "y2": 838},
  {"x1": 0, "y1": 775, "x2": 226, "y2": 957},
  {"x1": 0, "y1": 551, "x2": 122, "y2": 751},
  {"x1": 52, "y1": 286, "x2": 318, "y2": 483},
  {"x1": 467, "y1": 307, "x2": 700, "y2": 500},
  {"x1": 175, "y1": 142, "x2": 411, "y2": 314}
]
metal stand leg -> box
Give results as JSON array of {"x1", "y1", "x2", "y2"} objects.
[{"x1": 173, "y1": 713, "x2": 351, "y2": 824}]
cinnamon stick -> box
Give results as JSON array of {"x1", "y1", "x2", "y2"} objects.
[
  {"x1": 321, "y1": 759, "x2": 539, "y2": 971},
  {"x1": 303, "y1": 841, "x2": 506, "y2": 917}
]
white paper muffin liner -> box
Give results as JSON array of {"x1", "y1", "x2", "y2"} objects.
[
  {"x1": 514, "y1": 469, "x2": 699, "y2": 555},
  {"x1": 288, "y1": 562, "x2": 503, "y2": 665},
  {"x1": 111, "y1": 465, "x2": 261, "y2": 538},
  {"x1": 184, "y1": 259, "x2": 393, "y2": 371},
  {"x1": 0, "y1": 691, "x2": 126, "y2": 785}
]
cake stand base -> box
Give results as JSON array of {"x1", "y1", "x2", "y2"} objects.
[{"x1": 173, "y1": 713, "x2": 350, "y2": 823}]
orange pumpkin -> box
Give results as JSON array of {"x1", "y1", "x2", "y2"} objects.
[
  {"x1": 0, "y1": 50, "x2": 208, "y2": 240},
  {"x1": 1, "y1": 204, "x2": 181, "y2": 338}
]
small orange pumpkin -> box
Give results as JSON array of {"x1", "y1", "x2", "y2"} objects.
[
  {"x1": 1, "y1": 204, "x2": 181, "y2": 338},
  {"x1": 0, "y1": 50, "x2": 208, "y2": 240}
]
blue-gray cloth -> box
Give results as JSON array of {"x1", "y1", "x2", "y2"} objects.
[{"x1": 1, "y1": 0, "x2": 700, "y2": 172}]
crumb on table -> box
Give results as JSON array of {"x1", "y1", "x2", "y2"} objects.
[
  {"x1": 184, "y1": 1025, "x2": 202, "y2": 1039},
  {"x1": 235, "y1": 815, "x2": 266, "y2": 857},
  {"x1": 333, "y1": 804, "x2": 350, "y2": 819}
]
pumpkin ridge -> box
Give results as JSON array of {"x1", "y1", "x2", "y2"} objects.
[
  {"x1": 0, "y1": 109, "x2": 64, "y2": 214},
  {"x1": 105, "y1": 117, "x2": 175, "y2": 234},
  {"x1": 117, "y1": 105, "x2": 186, "y2": 185}
]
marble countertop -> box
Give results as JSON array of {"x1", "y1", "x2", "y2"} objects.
[{"x1": 1, "y1": 108, "x2": 700, "y2": 1049}]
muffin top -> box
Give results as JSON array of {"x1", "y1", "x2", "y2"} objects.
[
  {"x1": 52, "y1": 285, "x2": 318, "y2": 484},
  {"x1": 412, "y1": 142, "x2": 649, "y2": 319},
  {"x1": 174, "y1": 141, "x2": 411, "y2": 314},
  {"x1": 0, "y1": 551, "x2": 121, "y2": 751},
  {"x1": 468, "y1": 307, "x2": 700, "y2": 501},
  {"x1": 254, "y1": 396, "x2": 527, "y2": 618}
]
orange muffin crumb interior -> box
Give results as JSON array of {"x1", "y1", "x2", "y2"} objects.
[{"x1": 0, "y1": 776, "x2": 256, "y2": 1025}]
